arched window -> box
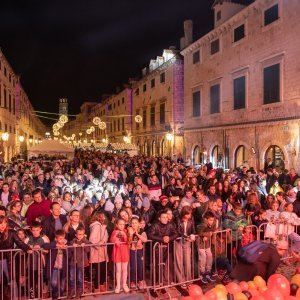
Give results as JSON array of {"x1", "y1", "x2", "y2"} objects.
[
  {"x1": 143, "y1": 141, "x2": 147, "y2": 155},
  {"x1": 152, "y1": 140, "x2": 156, "y2": 156},
  {"x1": 265, "y1": 145, "x2": 285, "y2": 170},
  {"x1": 211, "y1": 145, "x2": 221, "y2": 168},
  {"x1": 161, "y1": 139, "x2": 165, "y2": 157},
  {"x1": 193, "y1": 146, "x2": 202, "y2": 165},
  {"x1": 235, "y1": 145, "x2": 249, "y2": 168}
]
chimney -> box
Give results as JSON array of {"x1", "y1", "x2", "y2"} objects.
[{"x1": 184, "y1": 20, "x2": 193, "y2": 46}]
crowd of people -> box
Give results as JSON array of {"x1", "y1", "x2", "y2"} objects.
[{"x1": 0, "y1": 150, "x2": 299, "y2": 299}]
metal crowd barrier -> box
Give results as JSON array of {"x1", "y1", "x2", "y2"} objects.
[
  {"x1": 2, "y1": 224, "x2": 300, "y2": 299},
  {"x1": 0, "y1": 240, "x2": 154, "y2": 300}
]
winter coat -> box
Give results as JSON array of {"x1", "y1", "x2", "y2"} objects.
[
  {"x1": 89, "y1": 221, "x2": 108, "y2": 263},
  {"x1": 42, "y1": 214, "x2": 68, "y2": 241},
  {"x1": 110, "y1": 229, "x2": 129, "y2": 263},
  {"x1": 222, "y1": 211, "x2": 247, "y2": 241},
  {"x1": 147, "y1": 221, "x2": 179, "y2": 244},
  {"x1": 69, "y1": 237, "x2": 90, "y2": 267}
]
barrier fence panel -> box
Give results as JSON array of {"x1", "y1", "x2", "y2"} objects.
[{"x1": 2, "y1": 226, "x2": 300, "y2": 299}]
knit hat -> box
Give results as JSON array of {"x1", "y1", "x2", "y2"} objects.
[
  {"x1": 114, "y1": 194, "x2": 123, "y2": 205},
  {"x1": 104, "y1": 200, "x2": 114, "y2": 212},
  {"x1": 159, "y1": 195, "x2": 168, "y2": 202}
]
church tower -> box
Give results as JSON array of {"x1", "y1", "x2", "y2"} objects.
[{"x1": 59, "y1": 98, "x2": 68, "y2": 115}]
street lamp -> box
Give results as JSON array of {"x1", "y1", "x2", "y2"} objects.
[
  {"x1": 2, "y1": 132, "x2": 9, "y2": 142},
  {"x1": 29, "y1": 136, "x2": 33, "y2": 143},
  {"x1": 19, "y1": 135, "x2": 25, "y2": 143},
  {"x1": 166, "y1": 132, "x2": 173, "y2": 141}
]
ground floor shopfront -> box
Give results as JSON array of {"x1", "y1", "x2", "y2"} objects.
[{"x1": 184, "y1": 119, "x2": 300, "y2": 171}]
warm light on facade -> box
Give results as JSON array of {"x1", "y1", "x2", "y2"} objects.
[
  {"x1": 19, "y1": 135, "x2": 25, "y2": 142},
  {"x1": 166, "y1": 132, "x2": 173, "y2": 141},
  {"x1": 1, "y1": 132, "x2": 9, "y2": 141}
]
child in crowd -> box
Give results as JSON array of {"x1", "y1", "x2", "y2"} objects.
[
  {"x1": 69, "y1": 227, "x2": 90, "y2": 298},
  {"x1": 241, "y1": 226, "x2": 255, "y2": 247},
  {"x1": 110, "y1": 218, "x2": 130, "y2": 293},
  {"x1": 128, "y1": 217, "x2": 147, "y2": 289},
  {"x1": 266, "y1": 200, "x2": 281, "y2": 222},
  {"x1": 43, "y1": 230, "x2": 68, "y2": 300},
  {"x1": 25, "y1": 221, "x2": 49, "y2": 299},
  {"x1": 197, "y1": 211, "x2": 216, "y2": 284},
  {"x1": 280, "y1": 203, "x2": 300, "y2": 235}
]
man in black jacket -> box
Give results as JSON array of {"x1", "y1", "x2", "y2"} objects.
[
  {"x1": 41, "y1": 202, "x2": 67, "y2": 241},
  {"x1": 147, "y1": 210, "x2": 178, "y2": 286},
  {"x1": 231, "y1": 240, "x2": 288, "y2": 281}
]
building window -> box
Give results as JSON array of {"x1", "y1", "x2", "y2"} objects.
[
  {"x1": 135, "y1": 88, "x2": 139, "y2": 95},
  {"x1": 193, "y1": 51, "x2": 200, "y2": 64},
  {"x1": 4, "y1": 67, "x2": 6, "y2": 77},
  {"x1": 113, "y1": 103, "x2": 116, "y2": 109},
  {"x1": 143, "y1": 110, "x2": 146, "y2": 129},
  {"x1": 108, "y1": 104, "x2": 112, "y2": 110},
  {"x1": 264, "y1": 4, "x2": 279, "y2": 26},
  {"x1": 122, "y1": 117, "x2": 124, "y2": 130},
  {"x1": 210, "y1": 84, "x2": 220, "y2": 114},
  {"x1": 160, "y1": 72, "x2": 165, "y2": 83},
  {"x1": 233, "y1": 76, "x2": 246, "y2": 110},
  {"x1": 151, "y1": 78, "x2": 155, "y2": 88},
  {"x1": 265, "y1": 145, "x2": 285, "y2": 171},
  {"x1": 118, "y1": 100, "x2": 120, "y2": 106},
  {"x1": 143, "y1": 84, "x2": 147, "y2": 92},
  {"x1": 150, "y1": 106, "x2": 155, "y2": 127},
  {"x1": 136, "y1": 110, "x2": 140, "y2": 130},
  {"x1": 122, "y1": 97, "x2": 124, "y2": 104},
  {"x1": 160, "y1": 103, "x2": 165, "y2": 124},
  {"x1": 117, "y1": 119, "x2": 120, "y2": 131},
  {"x1": 192, "y1": 91, "x2": 201, "y2": 117},
  {"x1": 263, "y1": 63, "x2": 280, "y2": 104},
  {"x1": 4, "y1": 124, "x2": 7, "y2": 132},
  {"x1": 114, "y1": 121, "x2": 116, "y2": 132},
  {"x1": 8, "y1": 94, "x2": 11, "y2": 113},
  {"x1": 234, "y1": 24, "x2": 245, "y2": 43},
  {"x1": 217, "y1": 11, "x2": 221, "y2": 21},
  {"x1": 211, "y1": 39, "x2": 220, "y2": 55}
]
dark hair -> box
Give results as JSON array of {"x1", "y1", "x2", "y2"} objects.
[
  {"x1": 31, "y1": 221, "x2": 42, "y2": 228},
  {"x1": 50, "y1": 201, "x2": 60, "y2": 210},
  {"x1": 180, "y1": 206, "x2": 192, "y2": 219},
  {"x1": 233, "y1": 202, "x2": 243, "y2": 210},
  {"x1": 32, "y1": 189, "x2": 42, "y2": 197},
  {"x1": 0, "y1": 206, "x2": 7, "y2": 213},
  {"x1": 55, "y1": 229, "x2": 65, "y2": 237},
  {"x1": 203, "y1": 211, "x2": 215, "y2": 219},
  {"x1": 75, "y1": 227, "x2": 85, "y2": 233},
  {"x1": 70, "y1": 209, "x2": 79, "y2": 216}
]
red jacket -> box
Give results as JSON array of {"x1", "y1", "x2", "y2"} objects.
[{"x1": 26, "y1": 199, "x2": 51, "y2": 225}]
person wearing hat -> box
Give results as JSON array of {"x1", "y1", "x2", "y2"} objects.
[{"x1": 231, "y1": 239, "x2": 288, "y2": 281}]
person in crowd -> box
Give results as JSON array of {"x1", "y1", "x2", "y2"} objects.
[
  {"x1": 128, "y1": 216, "x2": 147, "y2": 289},
  {"x1": 174, "y1": 206, "x2": 195, "y2": 288},
  {"x1": 197, "y1": 211, "x2": 216, "y2": 284},
  {"x1": 69, "y1": 227, "x2": 90, "y2": 298},
  {"x1": 42, "y1": 202, "x2": 68, "y2": 241},
  {"x1": 231, "y1": 240, "x2": 288, "y2": 281},
  {"x1": 0, "y1": 183, "x2": 13, "y2": 207},
  {"x1": 63, "y1": 210, "x2": 85, "y2": 241},
  {"x1": 43, "y1": 229, "x2": 68, "y2": 299},
  {"x1": 20, "y1": 192, "x2": 33, "y2": 218},
  {"x1": 110, "y1": 218, "x2": 130, "y2": 294},
  {"x1": 25, "y1": 221, "x2": 49, "y2": 299},
  {"x1": 26, "y1": 189, "x2": 51, "y2": 225},
  {"x1": 89, "y1": 211, "x2": 109, "y2": 293},
  {"x1": 147, "y1": 210, "x2": 178, "y2": 286}
]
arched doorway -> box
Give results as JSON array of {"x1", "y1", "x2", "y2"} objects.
[
  {"x1": 211, "y1": 145, "x2": 222, "y2": 168},
  {"x1": 265, "y1": 145, "x2": 285, "y2": 170},
  {"x1": 235, "y1": 145, "x2": 249, "y2": 168},
  {"x1": 143, "y1": 141, "x2": 147, "y2": 155},
  {"x1": 161, "y1": 139, "x2": 165, "y2": 157},
  {"x1": 193, "y1": 145, "x2": 202, "y2": 165},
  {"x1": 152, "y1": 141, "x2": 156, "y2": 156}
]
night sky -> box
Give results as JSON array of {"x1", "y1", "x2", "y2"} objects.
[{"x1": 1, "y1": 1, "x2": 218, "y2": 119}]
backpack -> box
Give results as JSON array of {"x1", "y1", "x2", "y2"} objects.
[{"x1": 237, "y1": 240, "x2": 270, "y2": 264}]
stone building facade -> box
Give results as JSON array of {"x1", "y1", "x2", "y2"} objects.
[
  {"x1": 90, "y1": 88, "x2": 133, "y2": 144},
  {"x1": 181, "y1": 0, "x2": 300, "y2": 170},
  {"x1": 0, "y1": 50, "x2": 45, "y2": 161},
  {"x1": 131, "y1": 49, "x2": 184, "y2": 157}
]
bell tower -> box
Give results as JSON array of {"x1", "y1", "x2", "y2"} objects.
[{"x1": 59, "y1": 98, "x2": 68, "y2": 115}]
